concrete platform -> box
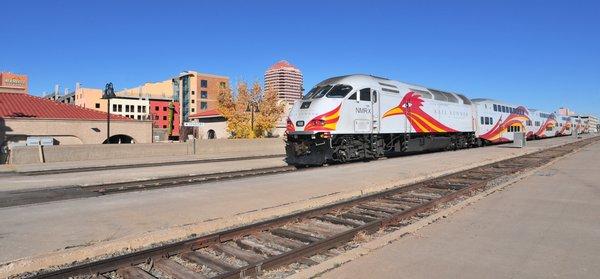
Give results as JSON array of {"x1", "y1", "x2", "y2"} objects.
[
  {"x1": 0, "y1": 135, "x2": 594, "y2": 277},
  {"x1": 320, "y1": 139, "x2": 600, "y2": 279},
  {"x1": 0, "y1": 156, "x2": 287, "y2": 192}
]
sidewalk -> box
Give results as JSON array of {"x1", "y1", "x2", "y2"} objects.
[{"x1": 321, "y1": 138, "x2": 600, "y2": 279}]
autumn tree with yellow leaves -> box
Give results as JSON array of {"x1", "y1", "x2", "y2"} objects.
[{"x1": 217, "y1": 80, "x2": 285, "y2": 138}]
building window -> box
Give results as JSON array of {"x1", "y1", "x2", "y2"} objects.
[
  {"x1": 118, "y1": 104, "x2": 122, "y2": 112},
  {"x1": 219, "y1": 82, "x2": 226, "y2": 89},
  {"x1": 155, "y1": 106, "x2": 159, "y2": 111},
  {"x1": 125, "y1": 105, "x2": 129, "y2": 112},
  {"x1": 163, "y1": 116, "x2": 167, "y2": 120},
  {"x1": 191, "y1": 91, "x2": 195, "y2": 95},
  {"x1": 201, "y1": 80, "x2": 208, "y2": 88},
  {"x1": 163, "y1": 125, "x2": 167, "y2": 128},
  {"x1": 200, "y1": 101, "x2": 208, "y2": 110},
  {"x1": 200, "y1": 91, "x2": 208, "y2": 99},
  {"x1": 191, "y1": 108, "x2": 195, "y2": 113},
  {"x1": 163, "y1": 107, "x2": 167, "y2": 111},
  {"x1": 137, "y1": 115, "x2": 141, "y2": 120},
  {"x1": 142, "y1": 106, "x2": 146, "y2": 113},
  {"x1": 95, "y1": 103, "x2": 100, "y2": 109},
  {"x1": 113, "y1": 104, "x2": 117, "y2": 112},
  {"x1": 191, "y1": 99, "x2": 195, "y2": 104}
]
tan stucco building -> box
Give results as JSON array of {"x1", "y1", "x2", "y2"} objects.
[{"x1": 0, "y1": 92, "x2": 152, "y2": 162}]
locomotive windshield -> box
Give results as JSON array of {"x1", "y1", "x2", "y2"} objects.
[
  {"x1": 302, "y1": 84, "x2": 353, "y2": 99},
  {"x1": 303, "y1": 85, "x2": 332, "y2": 99},
  {"x1": 326, "y1": 84, "x2": 353, "y2": 98}
]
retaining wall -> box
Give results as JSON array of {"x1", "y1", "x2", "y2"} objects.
[{"x1": 8, "y1": 138, "x2": 286, "y2": 165}]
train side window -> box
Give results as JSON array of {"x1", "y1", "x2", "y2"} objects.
[
  {"x1": 493, "y1": 104, "x2": 497, "y2": 111},
  {"x1": 481, "y1": 117, "x2": 484, "y2": 125},
  {"x1": 490, "y1": 117, "x2": 493, "y2": 124},
  {"x1": 348, "y1": 92, "x2": 357, "y2": 100},
  {"x1": 484, "y1": 117, "x2": 489, "y2": 125},
  {"x1": 359, "y1": 88, "x2": 371, "y2": 101}
]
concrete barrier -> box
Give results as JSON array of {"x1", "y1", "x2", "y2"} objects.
[
  {"x1": 8, "y1": 138, "x2": 286, "y2": 165},
  {"x1": 9, "y1": 142, "x2": 194, "y2": 164}
]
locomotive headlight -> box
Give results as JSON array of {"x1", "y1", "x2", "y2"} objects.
[{"x1": 320, "y1": 132, "x2": 331, "y2": 139}]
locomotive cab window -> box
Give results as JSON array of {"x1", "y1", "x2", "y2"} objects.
[
  {"x1": 303, "y1": 85, "x2": 332, "y2": 99},
  {"x1": 326, "y1": 84, "x2": 353, "y2": 98},
  {"x1": 348, "y1": 92, "x2": 357, "y2": 100},
  {"x1": 359, "y1": 88, "x2": 371, "y2": 101}
]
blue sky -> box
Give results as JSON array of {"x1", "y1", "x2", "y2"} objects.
[{"x1": 1, "y1": 0, "x2": 599, "y2": 116}]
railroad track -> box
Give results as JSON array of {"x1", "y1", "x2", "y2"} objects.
[
  {"x1": 24, "y1": 137, "x2": 598, "y2": 279},
  {"x1": 0, "y1": 166, "x2": 295, "y2": 208}
]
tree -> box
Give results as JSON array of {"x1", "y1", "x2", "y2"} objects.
[
  {"x1": 217, "y1": 80, "x2": 285, "y2": 138},
  {"x1": 255, "y1": 82, "x2": 285, "y2": 137}
]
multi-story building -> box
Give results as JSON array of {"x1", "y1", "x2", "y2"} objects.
[
  {"x1": 44, "y1": 84, "x2": 79, "y2": 104},
  {"x1": 74, "y1": 87, "x2": 106, "y2": 111},
  {"x1": 149, "y1": 98, "x2": 180, "y2": 136},
  {"x1": 264, "y1": 60, "x2": 303, "y2": 106},
  {"x1": 108, "y1": 97, "x2": 150, "y2": 121},
  {"x1": 173, "y1": 71, "x2": 229, "y2": 124},
  {"x1": 118, "y1": 71, "x2": 229, "y2": 128},
  {"x1": 0, "y1": 72, "x2": 28, "y2": 94}
]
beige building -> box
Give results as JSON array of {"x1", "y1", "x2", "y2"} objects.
[
  {"x1": 119, "y1": 80, "x2": 174, "y2": 99},
  {"x1": 0, "y1": 92, "x2": 152, "y2": 162},
  {"x1": 74, "y1": 87, "x2": 107, "y2": 111},
  {"x1": 189, "y1": 109, "x2": 228, "y2": 139},
  {"x1": 264, "y1": 60, "x2": 303, "y2": 106}
]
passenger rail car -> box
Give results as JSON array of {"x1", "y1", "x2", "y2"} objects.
[{"x1": 285, "y1": 74, "x2": 577, "y2": 166}]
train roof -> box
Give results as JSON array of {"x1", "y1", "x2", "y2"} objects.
[{"x1": 316, "y1": 74, "x2": 472, "y2": 105}]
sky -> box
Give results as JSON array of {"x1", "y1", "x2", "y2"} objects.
[{"x1": 1, "y1": 0, "x2": 599, "y2": 116}]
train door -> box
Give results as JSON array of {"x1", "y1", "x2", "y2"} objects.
[
  {"x1": 353, "y1": 88, "x2": 373, "y2": 133},
  {"x1": 371, "y1": 90, "x2": 380, "y2": 133}
]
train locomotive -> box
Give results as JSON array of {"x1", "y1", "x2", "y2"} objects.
[{"x1": 285, "y1": 75, "x2": 579, "y2": 166}]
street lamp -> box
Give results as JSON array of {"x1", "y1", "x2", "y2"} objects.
[
  {"x1": 246, "y1": 101, "x2": 260, "y2": 132},
  {"x1": 101, "y1": 82, "x2": 116, "y2": 144}
]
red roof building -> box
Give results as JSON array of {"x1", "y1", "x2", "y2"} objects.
[
  {"x1": 188, "y1": 109, "x2": 223, "y2": 119},
  {"x1": 0, "y1": 92, "x2": 131, "y2": 121},
  {"x1": 0, "y1": 92, "x2": 153, "y2": 148}
]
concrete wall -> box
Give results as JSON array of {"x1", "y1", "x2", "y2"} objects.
[
  {"x1": 9, "y1": 142, "x2": 194, "y2": 164},
  {"x1": 2, "y1": 118, "x2": 152, "y2": 146},
  {"x1": 7, "y1": 138, "x2": 286, "y2": 164}
]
